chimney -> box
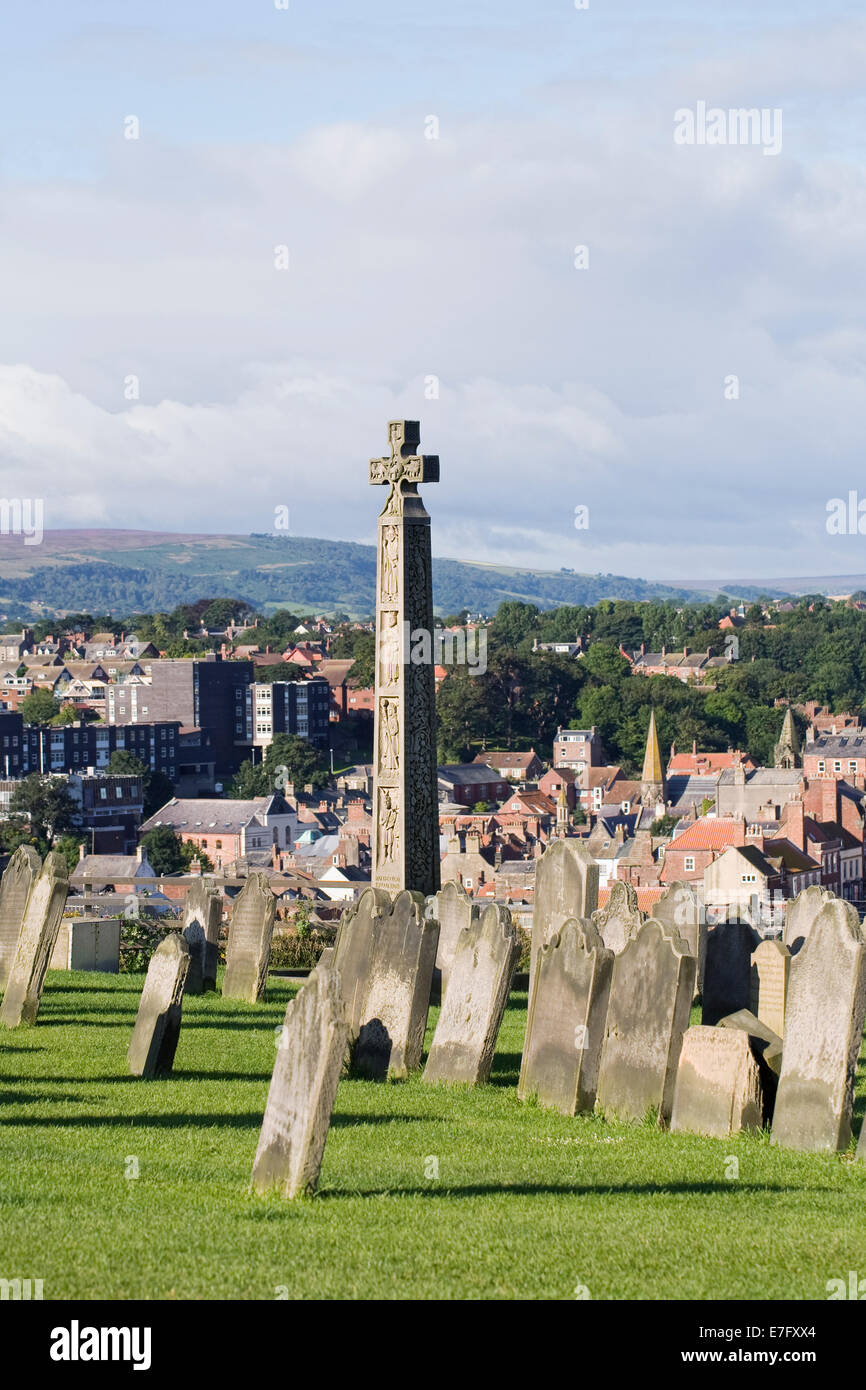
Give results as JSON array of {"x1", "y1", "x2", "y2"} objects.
[
  {"x1": 683, "y1": 646, "x2": 690, "y2": 657},
  {"x1": 692, "y1": 739, "x2": 697, "y2": 755},
  {"x1": 78, "y1": 842, "x2": 86, "y2": 861},
  {"x1": 784, "y1": 799, "x2": 806, "y2": 851},
  {"x1": 136, "y1": 844, "x2": 143, "y2": 863},
  {"x1": 188, "y1": 856, "x2": 202, "y2": 877},
  {"x1": 820, "y1": 777, "x2": 839, "y2": 825}
]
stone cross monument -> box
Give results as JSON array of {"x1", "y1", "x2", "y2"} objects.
[{"x1": 369, "y1": 420, "x2": 441, "y2": 898}]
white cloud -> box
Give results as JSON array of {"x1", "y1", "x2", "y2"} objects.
[{"x1": 1, "y1": 15, "x2": 865, "y2": 587}]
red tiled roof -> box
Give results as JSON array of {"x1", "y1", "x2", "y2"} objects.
[{"x1": 668, "y1": 818, "x2": 744, "y2": 851}]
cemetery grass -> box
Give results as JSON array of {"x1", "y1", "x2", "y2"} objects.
[{"x1": 2, "y1": 978, "x2": 866, "y2": 1300}]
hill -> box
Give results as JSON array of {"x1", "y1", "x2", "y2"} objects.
[{"x1": 0, "y1": 529, "x2": 779, "y2": 621}]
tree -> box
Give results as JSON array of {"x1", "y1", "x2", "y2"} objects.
[
  {"x1": 347, "y1": 633, "x2": 375, "y2": 688},
  {"x1": 19, "y1": 689, "x2": 61, "y2": 725},
  {"x1": 140, "y1": 825, "x2": 184, "y2": 875},
  {"x1": 54, "y1": 833, "x2": 87, "y2": 872},
  {"x1": 264, "y1": 735, "x2": 328, "y2": 790},
  {"x1": 9, "y1": 775, "x2": 76, "y2": 845}
]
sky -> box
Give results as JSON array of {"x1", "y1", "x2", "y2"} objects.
[{"x1": 0, "y1": 0, "x2": 865, "y2": 585}]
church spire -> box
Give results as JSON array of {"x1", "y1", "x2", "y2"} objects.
[
  {"x1": 774, "y1": 707, "x2": 801, "y2": 769},
  {"x1": 641, "y1": 708, "x2": 665, "y2": 807}
]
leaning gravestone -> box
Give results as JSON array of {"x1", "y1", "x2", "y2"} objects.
[
  {"x1": 772, "y1": 899, "x2": 866, "y2": 1152},
  {"x1": 718, "y1": 1007, "x2": 782, "y2": 1121},
  {"x1": 702, "y1": 921, "x2": 759, "y2": 1026},
  {"x1": 784, "y1": 885, "x2": 833, "y2": 958},
  {"x1": 0, "y1": 853, "x2": 68, "y2": 1029},
  {"x1": 654, "y1": 880, "x2": 706, "y2": 993},
  {"x1": 591, "y1": 880, "x2": 642, "y2": 956},
  {"x1": 518, "y1": 917, "x2": 613, "y2": 1115},
  {"x1": 424, "y1": 904, "x2": 519, "y2": 1087},
  {"x1": 530, "y1": 839, "x2": 598, "y2": 991},
  {"x1": 0, "y1": 845, "x2": 41, "y2": 992},
  {"x1": 597, "y1": 918, "x2": 696, "y2": 1125},
  {"x1": 750, "y1": 938, "x2": 790, "y2": 1038},
  {"x1": 251, "y1": 963, "x2": 348, "y2": 1198},
  {"x1": 670, "y1": 1026, "x2": 763, "y2": 1137},
  {"x1": 222, "y1": 873, "x2": 275, "y2": 1003},
  {"x1": 181, "y1": 880, "x2": 223, "y2": 993},
  {"x1": 352, "y1": 890, "x2": 439, "y2": 1080},
  {"x1": 128, "y1": 933, "x2": 190, "y2": 1078},
  {"x1": 430, "y1": 880, "x2": 477, "y2": 1000},
  {"x1": 333, "y1": 887, "x2": 392, "y2": 1035}
]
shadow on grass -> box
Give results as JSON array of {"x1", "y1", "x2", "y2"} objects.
[
  {"x1": 316, "y1": 1179, "x2": 814, "y2": 1201},
  {"x1": 0, "y1": 1107, "x2": 437, "y2": 1132}
]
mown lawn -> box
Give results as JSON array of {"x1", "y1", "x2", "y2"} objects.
[{"x1": 1, "y1": 970, "x2": 866, "y2": 1300}]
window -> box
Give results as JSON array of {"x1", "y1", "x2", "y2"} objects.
[
  {"x1": 684, "y1": 856, "x2": 695, "y2": 872},
  {"x1": 818, "y1": 761, "x2": 825, "y2": 773},
  {"x1": 834, "y1": 761, "x2": 842, "y2": 772},
  {"x1": 741, "y1": 873, "x2": 757, "y2": 883}
]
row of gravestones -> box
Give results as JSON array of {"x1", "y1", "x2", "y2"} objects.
[
  {"x1": 7, "y1": 836, "x2": 866, "y2": 1201},
  {"x1": 519, "y1": 843, "x2": 866, "y2": 1157}
]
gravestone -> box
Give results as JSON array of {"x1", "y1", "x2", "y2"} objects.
[
  {"x1": 251, "y1": 963, "x2": 348, "y2": 1198},
  {"x1": 670, "y1": 1026, "x2": 763, "y2": 1137},
  {"x1": 370, "y1": 421, "x2": 440, "y2": 898},
  {"x1": 222, "y1": 873, "x2": 275, "y2": 1002},
  {"x1": 784, "y1": 885, "x2": 833, "y2": 958},
  {"x1": 431, "y1": 880, "x2": 477, "y2": 1000},
  {"x1": 531, "y1": 838, "x2": 599, "y2": 990},
  {"x1": 518, "y1": 917, "x2": 613, "y2": 1115},
  {"x1": 0, "y1": 845, "x2": 41, "y2": 991},
  {"x1": 596, "y1": 918, "x2": 696, "y2": 1125},
  {"x1": 128, "y1": 933, "x2": 190, "y2": 1078},
  {"x1": 423, "y1": 904, "x2": 519, "y2": 1087},
  {"x1": 181, "y1": 880, "x2": 223, "y2": 993},
  {"x1": 772, "y1": 899, "x2": 866, "y2": 1152},
  {"x1": 654, "y1": 880, "x2": 706, "y2": 992},
  {"x1": 702, "y1": 921, "x2": 759, "y2": 1026},
  {"x1": 591, "y1": 879, "x2": 642, "y2": 956},
  {"x1": 718, "y1": 1007, "x2": 782, "y2": 1121},
  {"x1": 333, "y1": 887, "x2": 392, "y2": 1034},
  {"x1": 0, "y1": 853, "x2": 69, "y2": 1028},
  {"x1": 750, "y1": 938, "x2": 790, "y2": 1038},
  {"x1": 352, "y1": 889, "x2": 439, "y2": 1080}
]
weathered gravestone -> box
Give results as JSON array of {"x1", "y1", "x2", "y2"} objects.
[
  {"x1": 718, "y1": 1008, "x2": 782, "y2": 1121},
  {"x1": 670, "y1": 1026, "x2": 763, "y2": 1137},
  {"x1": 0, "y1": 845, "x2": 41, "y2": 992},
  {"x1": 0, "y1": 853, "x2": 68, "y2": 1028},
  {"x1": 596, "y1": 918, "x2": 696, "y2": 1125},
  {"x1": 430, "y1": 879, "x2": 476, "y2": 1000},
  {"x1": 702, "y1": 920, "x2": 759, "y2": 1026},
  {"x1": 222, "y1": 872, "x2": 275, "y2": 1003},
  {"x1": 251, "y1": 963, "x2": 348, "y2": 1198},
  {"x1": 750, "y1": 938, "x2": 790, "y2": 1038},
  {"x1": 784, "y1": 885, "x2": 833, "y2": 958},
  {"x1": 654, "y1": 880, "x2": 706, "y2": 993},
  {"x1": 772, "y1": 899, "x2": 866, "y2": 1152},
  {"x1": 128, "y1": 933, "x2": 190, "y2": 1078},
  {"x1": 424, "y1": 904, "x2": 519, "y2": 1087},
  {"x1": 591, "y1": 879, "x2": 642, "y2": 956},
  {"x1": 530, "y1": 839, "x2": 598, "y2": 992},
  {"x1": 518, "y1": 917, "x2": 613, "y2": 1115},
  {"x1": 333, "y1": 887, "x2": 392, "y2": 1035},
  {"x1": 181, "y1": 880, "x2": 223, "y2": 994},
  {"x1": 352, "y1": 889, "x2": 439, "y2": 1080}
]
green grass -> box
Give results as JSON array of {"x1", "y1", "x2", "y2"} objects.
[{"x1": 2, "y1": 972, "x2": 866, "y2": 1300}]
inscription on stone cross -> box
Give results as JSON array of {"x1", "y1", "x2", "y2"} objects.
[{"x1": 370, "y1": 420, "x2": 441, "y2": 898}]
